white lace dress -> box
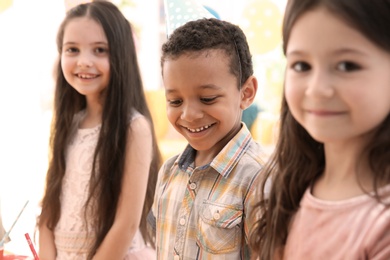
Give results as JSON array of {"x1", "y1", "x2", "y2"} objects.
[{"x1": 54, "y1": 111, "x2": 155, "y2": 259}]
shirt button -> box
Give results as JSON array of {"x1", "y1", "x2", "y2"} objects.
[
  {"x1": 174, "y1": 256, "x2": 180, "y2": 260},
  {"x1": 213, "y1": 212, "x2": 221, "y2": 220},
  {"x1": 189, "y1": 182, "x2": 197, "y2": 190},
  {"x1": 179, "y1": 218, "x2": 186, "y2": 225}
]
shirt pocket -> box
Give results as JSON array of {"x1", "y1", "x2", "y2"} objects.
[{"x1": 197, "y1": 201, "x2": 243, "y2": 254}]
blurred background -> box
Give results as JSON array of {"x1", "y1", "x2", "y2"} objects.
[{"x1": 0, "y1": 0, "x2": 286, "y2": 256}]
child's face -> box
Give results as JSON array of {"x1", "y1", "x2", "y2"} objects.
[
  {"x1": 61, "y1": 17, "x2": 110, "y2": 102},
  {"x1": 285, "y1": 7, "x2": 390, "y2": 144},
  {"x1": 162, "y1": 50, "x2": 246, "y2": 156}
]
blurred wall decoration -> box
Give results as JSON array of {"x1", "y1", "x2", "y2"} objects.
[{"x1": 0, "y1": 0, "x2": 13, "y2": 13}]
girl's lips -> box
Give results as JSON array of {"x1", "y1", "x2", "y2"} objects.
[{"x1": 307, "y1": 109, "x2": 345, "y2": 116}]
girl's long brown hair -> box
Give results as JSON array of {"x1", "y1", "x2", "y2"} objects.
[
  {"x1": 37, "y1": 1, "x2": 162, "y2": 258},
  {"x1": 250, "y1": 0, "x2": 390, "y2": 259}
]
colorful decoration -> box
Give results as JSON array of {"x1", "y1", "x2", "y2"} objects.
[
  {"x1": 163, "y1": 0, "x2": 215, "y2": 37},
  {"x1": 241, "y1": 0, "x2": 283, "y2": 55},
  {"x1": 0, "y1": 0, "x2": 13, "y2": 13},
  {"x1": 203, "y1": 5, "x2": 220, "y2": 20}
]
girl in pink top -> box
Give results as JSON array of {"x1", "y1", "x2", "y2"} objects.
[{"x1": 250, "y1": 0, "x2": 390, "y2": 259}]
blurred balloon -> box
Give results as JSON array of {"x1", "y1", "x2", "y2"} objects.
[
  {"x1": 164, "y1": 0, "x2": 215, "y2": 37},
  {"x1": 0, "y1": 0, "x2": 13, "y2": 13},
  {"x1": 241, "y1": 0, "x2": 282, "y2": 55},
  {"x1": 203, "y1": 5, "x2": 220, "y2": 20}
]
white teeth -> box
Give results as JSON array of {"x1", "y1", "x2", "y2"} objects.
[
  {"x1": 78, "y1": 74, "x2": 96, "y2": 79},
  {"x1": 187, "y1": 124, "x2": 212, "y2": 133}
]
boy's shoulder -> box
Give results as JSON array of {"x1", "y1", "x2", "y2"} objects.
[
  {"x1": 242, "y1": 138, "x2": 265, "y2": 165},
  {"x1": 233, "y1": 138, "x2": 264, "y2": 174},
  {"x1": 160, "y1": 152, "x2": 181, "y2": 173}
]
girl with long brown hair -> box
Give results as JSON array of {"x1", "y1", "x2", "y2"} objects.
[
  {"x1": 250, "y1": 0, "x2": 390, "y2": 259},
  {"x1": 37, "y1": 1, "x2": 161, "y2": 259}
]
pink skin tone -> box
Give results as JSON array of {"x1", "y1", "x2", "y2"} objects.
[
  {"x1": 285, "y1": 7, "x2": 390, "y2": 200},
  {"x1": 61, "y1": 16, "x2": 110, "y2": 125}
]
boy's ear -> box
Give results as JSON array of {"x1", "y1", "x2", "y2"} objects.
[{"x1": 240, "y1": 76, "x2": 258, "y2": 110}]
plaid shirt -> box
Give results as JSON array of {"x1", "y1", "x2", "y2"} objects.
[{"x1": 151, "y1": 124, "x2": 264, "y2": 259}]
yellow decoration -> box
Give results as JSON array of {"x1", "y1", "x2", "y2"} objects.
[
  {"x1": 241, "y1": 0, "x2": 283, "y2": 55},
  {"x1": 144, "y1": 89, "x2": 169, "y2": 140},
  {"x1": 0, "y1": 0, "x2": 13, "y2": 13},
  {"x1": 251, "y1": 112, "x2": 279, "y2": 147}
]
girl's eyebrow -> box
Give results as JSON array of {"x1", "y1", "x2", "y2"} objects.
[
  {"x1": 287, "y1": 48, "x2": 368, "y2": 57},
  {"x1": 92, "y1": 41, "x2": 109, "y2": 45},
  {"x1": 62, "y1": 41, "x2": 77, "y2": 46},
  {"x1": 332, "y1": 48, "x2": 368, "y2": 57},
  {"x1": 285, "y1": 50, "x2": 306, "y2": 57},
  {"x1": 62, "y1": 41, "x2": 108, "y2": 46}
]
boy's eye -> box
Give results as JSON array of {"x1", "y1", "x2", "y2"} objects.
[
  {"x1": 291, "y1": 61, "x2": 311, "y2": 72},
  {"x1": 200, "y1": 97, "x2": 217, "y2": 103},
  {"x1": 167, "y1": 99, "x2": 182, "y2": 106},
  {"x1": 337, "y1": 61, "x2": 361, "y2": 72}
]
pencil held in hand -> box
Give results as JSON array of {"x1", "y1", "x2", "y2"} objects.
[{"x1": 25, "y1": 233, "x2": 39, "y2": 260}]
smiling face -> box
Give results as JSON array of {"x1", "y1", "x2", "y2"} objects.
[
  {"x1": 162, "y1": 50, "x2": 252, "y2": 158},
  {"x1": 61, "y1": 17, "x2": 110, "y2": 102},
  {"x1": 285, "y1": 7, "x2": 390, "y2": 145}
]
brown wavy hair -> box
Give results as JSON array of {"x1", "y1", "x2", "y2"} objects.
[
  {"x1": 37, "y1": 0, "x2": 162, "y2": 258},
  {"x1": 250, "y1": 0, "x2": 390, "y2": 259}
]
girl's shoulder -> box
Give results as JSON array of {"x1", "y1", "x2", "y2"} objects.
[
  {"x1": 127, "y1": 110, "x2": 151, "y2": 136},
  {"x1": 129, "y1": 109, "x2": 143, "y2": 122}
]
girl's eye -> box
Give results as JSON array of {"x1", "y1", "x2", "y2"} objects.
[
  {"x1": 167, "y1": 99, "x2": 182, "y2": 106},
  {"x1": 64, "y1": 47, "x2": 78, "y2": 53},
  {"x1": 337, "y1": 61, "x2": 361, "y2": 72},
  {"x1": 200, "y1": 97, "x2": 217, "y2": 104},
  {"x1": 95, "y1": 47, "x2": 108, "y2": 54},
  {"x1": 291, "y1": 62, "x2": 311, "y2": 72}
]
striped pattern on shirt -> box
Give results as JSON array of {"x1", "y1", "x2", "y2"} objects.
[{"x1": 152, "y1": 124, "x2": 264, "y2": 260}]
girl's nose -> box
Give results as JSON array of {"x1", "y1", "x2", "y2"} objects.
[
  {"x1": 305, "y1": 69, "x2": 334, "y2": 98},
  {"x1": 180, "y1": 101, "x2": 203, "y2": 122},
  {"x1": 77, "y1": 53, "x2": 93, "y2": 68}
]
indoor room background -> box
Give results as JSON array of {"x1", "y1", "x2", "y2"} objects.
[{"x1": 0, "y1": 0, "x2": 286, "y2": 255}]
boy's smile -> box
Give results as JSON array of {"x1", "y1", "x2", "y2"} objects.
[
  {"x1": 184, "y1": 123, "x2": 214, "y2": 133},
  {"x1": 162, "y1": 49, "x2": 247, "y2": 161}
]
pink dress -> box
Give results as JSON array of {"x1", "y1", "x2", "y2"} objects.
[{"x1": 54, "y1": 111, "x2": 156, "y2": 259}]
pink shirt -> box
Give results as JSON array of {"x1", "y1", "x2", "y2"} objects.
[{"x1": 284, "y1": 185, "x2": 390, "y2": 260}]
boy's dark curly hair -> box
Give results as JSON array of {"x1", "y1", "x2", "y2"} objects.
[{"x1": 161, "y1": 18, "x2": 253, "y2": 89}]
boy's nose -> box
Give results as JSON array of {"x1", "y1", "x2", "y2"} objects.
[{"x1": 180, "y1": 102, "x2": 203, "y2": 122}]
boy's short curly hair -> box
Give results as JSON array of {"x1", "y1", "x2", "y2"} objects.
[{"x1": 161, "y1": 18, "x2": 253, "y2": 89}]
